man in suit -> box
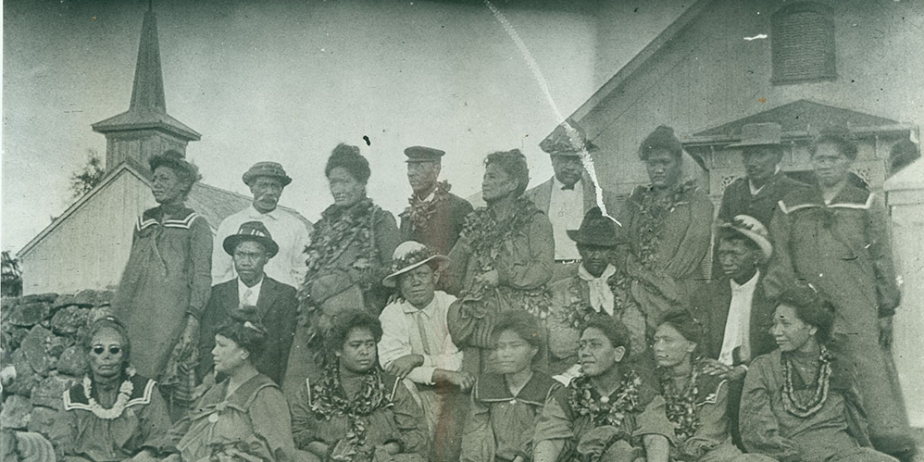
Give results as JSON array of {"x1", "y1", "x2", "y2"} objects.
[
  {"x1": 691, "y1": 215, "x2": 776, "y2": 448},
  {"x1": 196, "y1": 221, "x2": 298, "y2": 386},
  {"x1": 399, "y1": 146, "x2": 474, "y2": 256},
  {"x1": 526, "y1": 122, "x2": 619, "y2": 282}
]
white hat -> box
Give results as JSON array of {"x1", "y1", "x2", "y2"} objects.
[
  {"x1": 382, "y1": 241, "x2": 449, "y2": 288},
  {"x1": 717, "y1": 215, "x2": 773, "y2": 261}
]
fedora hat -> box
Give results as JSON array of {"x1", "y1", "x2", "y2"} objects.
[
  {"x1": 717, "y1": 215, "x2": 772, "y2": 261},
  {"x1": 382, "y1": 241, "x2": 449, "y2": 288},
  {"x1": 567, "y1": 207, "x2": 618, "y2": 247},
  {"x1": 242, "y1": 162, "x2": 293, "y2": 187},
  {"x1": 726, "y1": 123, "x2": 783, "y2": 148},
  {"x1": 222, "y1": 221, "x2": 279, "y2": 258},
  {"x1": 540, "y1": 121, "x2": 599, "y2": 156}
]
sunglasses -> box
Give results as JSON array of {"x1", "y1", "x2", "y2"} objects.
[{"x1": 91, "y1": 346, "x2": 123, "y2": 355}]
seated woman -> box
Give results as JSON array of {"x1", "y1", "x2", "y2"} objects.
[
  {"x1": 290, "y1": 311, "x2": 429, "y2": 462},
  {"x1": 462, "y1": 311, "x2": 562, "y2": 462},
  {"x1": 157, "y1": 321, "x2": 295, "y2": 462},
  {"x1": 533, "y1": 314, "x2": 673, "y2": 462},
  {"x1": 653, "y1": 310, "x2": 774, "y2": 462},
  {"x1": 740, "y1": 286, "x2": 898, "y2": 462},
  {"x1": 50, "y1": 317, "x2": 171, "y2": 462}
]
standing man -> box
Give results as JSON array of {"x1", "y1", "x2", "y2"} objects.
[
  {"x1": 213, "y1": 162, "x2": 310, "y2": 288},
  {"x1": 527, "y1": 122, "x2": 618, "y2": 282},
  {"x1": 197, "y1": 221, "x2": 298, "y2": 387},
  {"x1": 399, "y1": 146, "x2": 474, "y2": 256}
]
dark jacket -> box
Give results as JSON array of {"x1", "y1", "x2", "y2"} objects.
[
  {"x1": 717, "y1": 171, "x2": 806, "y2": 226},
  {"x1": 690, "y1": 275, "x2": 777, "y2": 365},
  {"x1": 197, "y1": 276, "x2": 298, "y2": 385},
  {"x1": 399, "y1": 191, "x2": 474, "y2": 256}
]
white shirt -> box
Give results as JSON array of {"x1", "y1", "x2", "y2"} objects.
[
  {"x1": 213, "y1": 205, "x2": 312, "y2": 288},
  {"x1": 378, "y1": 291, "x2": 463, "y2": 385},
  {"x1": 237, "y1": 276, "x2": 264, "y2": 307},
  {"x1": 548, "y1": 177, "x2": 584, "y2": 261},
  {"x1": 719, "y1": 270, "x2": 760, "y2": 366}
]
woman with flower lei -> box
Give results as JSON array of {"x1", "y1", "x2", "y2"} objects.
[
  {"x1": 652, "y1": 311, "x2": 775, "y2": 462},
  {"x1": 446, "y1": 149, "x2": 554, "y2": 374},
  {"x1": 534, "y1": 314, "x2": 673, "y2": 462},
  {"x1": 290, "y1": 311, "x2": 428, "y2": 462},
  {"x1": 741, "y1": 287, "x2": 898, "y2": 462},
  {"x1": 50, "y1": 317, "x2": 171, "y2": 462},
  {"x1": 614, "y1": 126, "x2": 713, "y2": 335},
  {"x1": 288, "y1": 144, "x2": 400, "y2": 393}
]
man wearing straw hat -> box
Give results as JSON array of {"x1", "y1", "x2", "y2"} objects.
[{"x1": 378, "y1": 241, "x2": 473, "y2": 462}]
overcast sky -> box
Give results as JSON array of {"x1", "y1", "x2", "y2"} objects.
[{"x1": 2, "y1": 0, "x2": 688, "y2": 253}]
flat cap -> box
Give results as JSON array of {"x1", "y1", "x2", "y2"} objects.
[
  {"x1": 242, "y1": 162, "x2": 292, "y2": 186},
  {"x1": 404, "y1": 146, "x2": 446, "y2": 163}
]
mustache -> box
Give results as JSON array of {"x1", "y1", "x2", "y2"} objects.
[{"x1": 256, "y1": 193, "x2": 278, "y2": 202}]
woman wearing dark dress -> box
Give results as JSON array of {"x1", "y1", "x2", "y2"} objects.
[
  {"x1": 112, "y1": 151, "x2": 212, "y2": 417},
  {"x1": 740, "y1": 286, "x2": 897, "y2": 462}
]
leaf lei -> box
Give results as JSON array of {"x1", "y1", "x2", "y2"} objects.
[
  {"x1": 781, "y1": 346, "x2": 832, "y2": 418},
  {"x1": 558, "y1": 274, "x2": 638, "y2": 330},
  {"x1": 402, "y1": 181, "x2": 452, "y2": 233},
  {"x1": 568, "y1": 369, "x2": 643, "y2": 432},
  {"x1": 658, "y1": 362, "x2": 703, "y2": 443},
  {"x1": 632, "y1": 180, "x2": 698, "y2": 268},
  {"x1": 82, "y1": 367, "x2": 136, "y2": 420},
  {"x1": 459, "y1": 197, "x2": 552, "y2": 318},
  {"x1": 308, "y1": 363, "x2": 393, "y2": 451}
]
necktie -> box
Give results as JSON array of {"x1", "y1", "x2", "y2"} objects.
[
  {"x1": 561, "y1": 184, "x2": 575, "y2": 190},
  {"x1": 243, "y1": 288, "x2": 254, "y2": 306},
  {"x1": 578, "y1": 264, "x2": 617, "y2": 316},
  {"x1": 415, "y1": 311, "x2": 433, "y2": 356}
]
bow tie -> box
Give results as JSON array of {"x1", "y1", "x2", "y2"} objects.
[{"x1": 561, "y1": 184, "x2": 575, "y2": 191}]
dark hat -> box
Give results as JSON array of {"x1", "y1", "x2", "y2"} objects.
[
  {"x1": 222, "y1": 221, "x2": 279, "y2": 258},
  {"x1": 567, "y1": 207, "x2": 618, "y2": 247},
  {"x1": 540, "y1": 121, "x2": 599, "y2": 156},
  {"x1": 242, "y1": 162, "x2": 292, "y2": 187},
  {"x1": 404, "y1": 146, "x2": 446, "y2": 163},
  {"x1": 726, "y1": 123, "x2": 783, "y2": 148}
]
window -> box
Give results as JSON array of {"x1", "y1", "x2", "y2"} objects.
[{"x1": 771, "y1": 2, "x2": 836, "y2": 85}]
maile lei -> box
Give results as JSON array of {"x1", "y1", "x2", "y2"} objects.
[
  {"x1": 632, "y1": 180, "x2": 698, "y2": 268},
  {"x1": 781, "y1": 346, "x2": 832, "y2": 418},
  {"x1": 309, "y1": 364, "x2": 393, "y2": 453},
  {"x1": 459, "y1": 197, "x2": 552, "y2": 318},
  {"x1": 82, "y1": 367, "x2": 136, "y2": 420},
  {"x1": 403, "y1": 181, "x2": 452, "y2": 233},
  {"x1": 568, "y1": 368, "x2": 642, "y2": 432},
  {"x1": 559, "y1": 274, "x2": 636, "y2": 330},
  {"x1": 658, "y1": 363, "x2": 703, "y2": 443}
]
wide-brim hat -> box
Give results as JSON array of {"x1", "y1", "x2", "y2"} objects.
[
  {"x1": 382, "y1": 241, "x2": 449, "y2": 288},
  {"x1": 242, "y1": 161, "x2": 293, "y2": 187},
  {"x1": 404, "y1": 146, "x2": 446, "y2": 163},
  {"x1": 726, "y1": 123, "x2": 783, "y2": 148},
  {"x1": 540, "y1": 121, "x2": 599, "y2": 156},
  {"x1": 717, "y1": 214, "x2": 772, "y2": 261},
  {"x1": 222, "y1": 221, "x2": 279, "y2": 258},
  {"x1": 567, "y1": 207, "x2": 619, "y2": 247}
]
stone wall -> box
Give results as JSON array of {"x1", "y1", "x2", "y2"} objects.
[{"x1": 0, "y1": 290, "x2": 115, "y2": 438}]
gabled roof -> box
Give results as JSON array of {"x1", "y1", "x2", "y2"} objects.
[{"x1": 18, "y1": 163, "x2": 311, "y2": 258}]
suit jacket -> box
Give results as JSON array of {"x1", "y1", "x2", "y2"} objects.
[
  {"x1": 196, "y1": 276, "x2": 298, "y2": 385},
  {"x1": 717, "y1": 171, "x2": 806, "y2": 227},
  {"x1": 689, "y1": 275, "x2": 776, "y2": 365},
  {"x1": 399, "y1": 191, "x2": 473, "y2": 256},
  {"x1": 524, "y1": 174, "x2": 620, "y2": 217}
]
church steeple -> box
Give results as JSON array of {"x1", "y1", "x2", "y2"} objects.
[{"x1": 92, "y1": 5, "x2": 200, "y2": 173}]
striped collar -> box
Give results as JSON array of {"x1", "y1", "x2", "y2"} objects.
[
  {"x1": 63, "y1": 375, "x2": 155, "y2": 412},
  {"x1": 473, "y1": 372, "x2": 560, "y2": 406},
  {"x1": 136, "y1": 206, "x2": 201, "y2": 231},
  {"x1": 778, "y1": 185, "x2": 874, "y2": 214}
]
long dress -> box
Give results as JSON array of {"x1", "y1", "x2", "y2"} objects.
[
  {"x1": 461, "y1": 372, "x2": 561, "y2": 462},
  {"x1": 763, "y1": 185, "x2": 911, "y2": 451},
  {"x1": 289, "y1": 369, "x2": 428, "y2": 462},
  {"x1": 156, "y1": 374, "x2": 295, "y2": 462},
  {"x1": 447, "y1": 197, "x2": 555, "y2": 375},
  {"x1": 284, "y1": 198, "x2": 400, "y2": 399},
  {"x1": 615, "y1": 181, "x2": 714, "y2": 336},
  {"x1": 112, "y1": 206, "x2": 212, "y2": 401},
  {"x1": 740, "y1": 349, "x2": 897, "y2": 462},
  {"x1": 656, "y1": 363, "x2": 774, "y2": 462},
  {"x1": 49, "y1": 374, "x2": 171, "y2": 462}
]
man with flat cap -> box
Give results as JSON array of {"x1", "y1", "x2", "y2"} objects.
[
  {"x1": 399, "y1": 146, "x2": 473, "y2": 256},
  {"x1": 213, "y1": 162, "x2": 311, "y2": 288},
  {"x1": 526, "y1": 121, "x2": 619, "y2": 282},
  {"x1": 197, "y1": 221, "x2": 298, "y2": 386}
]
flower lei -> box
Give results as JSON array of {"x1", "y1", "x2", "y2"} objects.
[
  {"x1": 403, "y1": 181, "x2": 452, "y2": 233},
  {"x1": 658, "y1": 363, "x2": 703, "y2": 443},
  {"x1": 558, "y1": 274, "x2": 637, "y2": 329},
  {"x1": 309, "y1": 363, "x2": 393, "y2": 451},
  {"x1": 781, "y1": 346, "x2": 832, "y2": 418},
  {"x1": 568, "y1": 369, "x2": 643, "y2": 432},
  {"x1": 459, "y1": 197, "x2": 552, "y2": 318},
  {"x1": 632, "y1": 180, "x2": 698, "y2": 268},
  {"x1": 82, "y1": 367, "x2": 135, "y2": 420}
]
